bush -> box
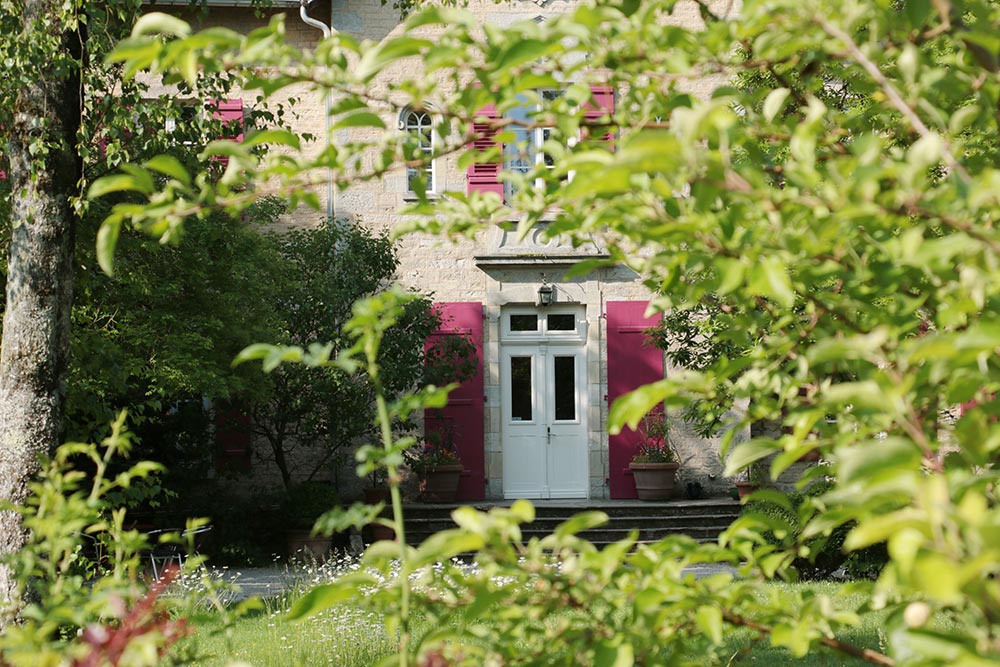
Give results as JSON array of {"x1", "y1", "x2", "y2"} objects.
[{"x1": 743, "y1": 481, "x2": 887, "y2": 581}]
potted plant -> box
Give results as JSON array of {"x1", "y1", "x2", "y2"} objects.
[
  {"x1": 282, "y1": 481, "x2": 339, "y2": 558},
  {"x1": 629, "y1": 411, "x2": 680, "y2": 500},
  {"x1": 734, "y1": 461, "x2": 768, "y2": 500},
  {"x1": 364, "y1": 468, "x2": 390, "y2": 505},
  {"x1": 407, "y1": 427, "x2": 463, "y2": 503}
]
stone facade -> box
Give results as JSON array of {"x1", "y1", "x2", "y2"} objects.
[{"x1": 146, "y1": 0, "x2": 747, "y2": 500}]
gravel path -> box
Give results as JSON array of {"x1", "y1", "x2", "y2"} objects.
[{"x1": 203, "y1": 561, "x2": 738, "y2": 602}]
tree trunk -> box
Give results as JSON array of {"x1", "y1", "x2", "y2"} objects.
[{"x1": 0, "y1": 0, "x2": 81, "y2": 622}]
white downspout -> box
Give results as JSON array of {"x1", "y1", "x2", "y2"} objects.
[{"x1": 299, "y1": 0, "x2": 335, "y2": 221}]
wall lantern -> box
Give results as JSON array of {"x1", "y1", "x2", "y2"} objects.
[{"x1": 537, "y1": 284, "x2": 554, "y2": 307}]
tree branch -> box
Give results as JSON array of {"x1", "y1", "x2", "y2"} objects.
[
  {"x1": 723, "y1": 611, "x2": 896, "y2": 666},
  {"x1": 816, "y1": 18, "x2": 970, "y2": 182}
]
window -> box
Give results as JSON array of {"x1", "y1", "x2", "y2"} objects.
[
  {"x1": 505, "y1": 90, "x2": 563, "y2": 200},
  {"x1": 467, "y1": 85, "x2": 614, "y2": 203},
  {"x1": 164, "y1": 102, "x2": 199, "y2": 144},
  {"x1": 161, "y1": 99, "x2": 244, "y2": 148},
  {"x1": 401, "y1": 107, "x2": 436, "y2": 194}
]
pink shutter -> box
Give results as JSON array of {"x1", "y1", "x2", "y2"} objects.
[
  {"x1": 606, "y1": 301, "x2": 663, "y2": 499},
  {"x1": 425, "y1": 302, "x2": 486, "y2": 500},
  {"x1": 210, "y1": 98, "x2": 244, "y2": 143},
  {"x1": 215, "y1": 402, "x2": 251, "y2": 473},
  {"x1": 584, "y1": 85, "x2": 615, "y2": 145},
  {"x1": 467, "y1": 104, "x2": 504, "y2": 198}
]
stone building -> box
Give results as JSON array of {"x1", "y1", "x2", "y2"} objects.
[{"x1": 146, "y1": 0, "x2": 743, "y2": 500}]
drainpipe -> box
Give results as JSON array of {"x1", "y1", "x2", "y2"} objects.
[{"x1": 299, "y1": 0, "x2": 335, "y2": 221}]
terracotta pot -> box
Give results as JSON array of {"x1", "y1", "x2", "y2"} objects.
[
  {"x1": 286, "y1": 529, "x2": 332, "y2": 559},
  {"x1": 367, "y1": 522, "x2": 396, "y2": 543},
  {"x1": 419, "y1": 464, "x2": 463, "y2": 502},
  {"x1": 364, "y1": 487, "x2": 389, "y2": 504},
  {"x1": 735, "y1": 481, "x2": 758, "y2": 500},
  {"x1": 629, "y1": 461, "x2": 680, "y2": 500}
]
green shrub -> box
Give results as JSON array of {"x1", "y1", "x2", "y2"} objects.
[{"x1": 743, "y1": 481, "x2": 887, "y2": 581}]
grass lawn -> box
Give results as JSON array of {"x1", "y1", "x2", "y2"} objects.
[{"x1": 174, "y1": 573, "x2": 886, "y2": 667}]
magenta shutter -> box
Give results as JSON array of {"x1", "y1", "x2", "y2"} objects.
[
  {"x1": 210, "y1": 98, "x2": 244, "y2": 143},
  {"x1": 584, "y1": 85, "x2": 615, "y2": 145},
  {"x1": 425, "y1": 302, "x2": 486, "y2": 500},
  {"x1": 467, "y1": 104, "x2": 504, "y2": 198},
  {"x1": 606, "y1": 301, "x2": 663, "y2": 499},
  {"x1": 215, "y1": 402, "x2": 251, "y2": 473}
]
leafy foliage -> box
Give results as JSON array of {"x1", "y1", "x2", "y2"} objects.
[
  {"x1": 630, "y1": 410, "x2": 676, "y2": 463},
  {"x1": 94, "y1": 0, "x2": 1000, "y2": 664},
  {"x1": 0, "y1": 413, "x2": 216, "y2": 665},
  {"x1": 246, "y1": 219, "x2": 439, "y2": 489}
]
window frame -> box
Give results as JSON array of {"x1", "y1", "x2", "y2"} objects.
[
  {"x1": 504, "y1": 90, "x2": 576, "y2": 201},
  {"x1": 400, "y1": 105, "x2": 439, "y2": 196}
]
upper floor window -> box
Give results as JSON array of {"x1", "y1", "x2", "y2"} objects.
[
  {"x1": 401, "y1": 106, "x2": 436, "y2": 195},
  {"x1": 163, "y1": 99, "x2": 244, "y2": 146},
  {"x1": 467, "y1": 85, "x2": 613, "y2": 204},
  {"x1": 505, "y1": 90, "x2": 563, "y2": 200}
]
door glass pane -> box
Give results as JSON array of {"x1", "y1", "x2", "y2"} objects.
[
  {"x1": 553, "y1": 356, "x2": 576, "y2": 421},
  {"x1": 510, "y1": 314, "x2": 538, "y2": 332},
  {"x1": 510, "y1": 356, "x2": 532, "y2": 421},
  {"x1": 547, "y1": 314, "x2": 575, "y2": 331}
]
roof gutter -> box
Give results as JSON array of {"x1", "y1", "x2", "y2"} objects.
[{"x1": 299, "y1": 0, "x2": 335, "y2": 222}]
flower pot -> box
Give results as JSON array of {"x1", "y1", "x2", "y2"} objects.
[
  {"x1": 735, "y1": 481, "x2": 758, "y2": 500},
  {"x1": 286, "y1": 529, "x2": 332, "y2": 559},
  {"x1": 419, "y1": 464, "x2": 463, "y2": 502},
  {"x1": 364, "y1": 486, "x2": 389, "y2": 504},
  {"x1": 629, "y1": 461, "x2": 680, "y2": 500},
  {"x1": 366, "y1": 522, "x2": 396, "y2": 543}
]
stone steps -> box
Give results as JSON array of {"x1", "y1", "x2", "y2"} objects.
[{"x1": 395, "y1": 499, "x2": 741, "y2": 548}]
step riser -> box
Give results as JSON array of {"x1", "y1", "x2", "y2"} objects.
[
  {"x1": 404, "y1": 518, "x2": 737, "y2": 533},
  {"x1": 397, "y1": 500, "x2": 741, "y2": 547}
]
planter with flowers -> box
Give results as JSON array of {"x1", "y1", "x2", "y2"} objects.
[
  {"x1": 629, "y1": 411, "x2": 680, "y2": 500},
  {"x1": 407, "y1": 428, "x2": 463, "y2": 503}
]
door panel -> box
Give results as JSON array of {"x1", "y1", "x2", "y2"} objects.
[
  {"x1": 502, "y1": 350, "x2": 545, "y2": 498},
  {"x1": 502, "y1": 343, "x2": 587, "y2": 499}
]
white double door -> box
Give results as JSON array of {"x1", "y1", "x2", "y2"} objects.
[{"x1": 501, "y1": 342, "x2": 588, "y2": 499}]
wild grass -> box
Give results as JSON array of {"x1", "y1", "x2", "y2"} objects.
[{"x1": 174, "y1": 559, "x2": 887, "y2": 667}]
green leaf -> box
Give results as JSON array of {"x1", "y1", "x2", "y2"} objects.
[
  {"x1": 762, "y1": 88, "x2": 790, "y2": 123},
  {"x1": 772, "y1": 623, "x2": 811, "y2": 657},
  {"x1": 723, "y1": 439, "x2": 778, "y2": 476},
  {"x1": 143, "y1": 155, "x2": 191, "y2": 186},
  {"x1": 554, "y1": 511, "x2": 608, "y2": 537},
  {"x1": 837, "y1": 437, "x2": 922, "y2": 485},
  {"x1": 286, "y1": 574, "x2": 374, "y2": 620},
  {"x1": 508, "y1": 499, "x2": 535, "y2": 524},
  {"x1": 608, "y1": 380, "x2": 672, "y2": 433},
  {"x1": 498, "y1": 39, "x2": 553, "y2": 70},
  {"x1": 807, "y1": 328, "x2": 889, "y2": 365},
  {"x1": 715, "y1": 257, "x2": 746, "y2": 296},
  {"x1": 844, "y1": 510, "x2": 926, "y2": 551},
  {"x1": 88, "y1": 173, "x2": 147, "y2": 198},
  {"x1": 243, "y1": 129, "x2": 302, "y2": 150},
  {"x1": 748, "y1": 256, "x2": 794, "y2": 308},
  {"x1": 131, "y1": 12, "x2": 191, "y2": 38},
  {"x1": 822, "y1": 381, "x2": 893, "y2": 412},
  {"x1": 904, "y1": 0, "x2": 932, "y2": 27},
  {"x1": 695, "y1": 606, "x2": 724, "y2": 645},
  {"x1": 333, "y1": 112, "x2": 387, "y2": 130},
  {"x1": 413, "y1": 529, "x2": 485, "y2": 566},
  {"x1": 355, "y1": 36, "x2": 431, "y2": 81},
  {"x1": 96, "y1": 219, "x2": 121, "y2": 277},
  {"x1": 594, "y1": 638, "x2": 634, "y2": 667},
  {"x1": 231, "y1": 343, "x2": 305, "y2": 372}
]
